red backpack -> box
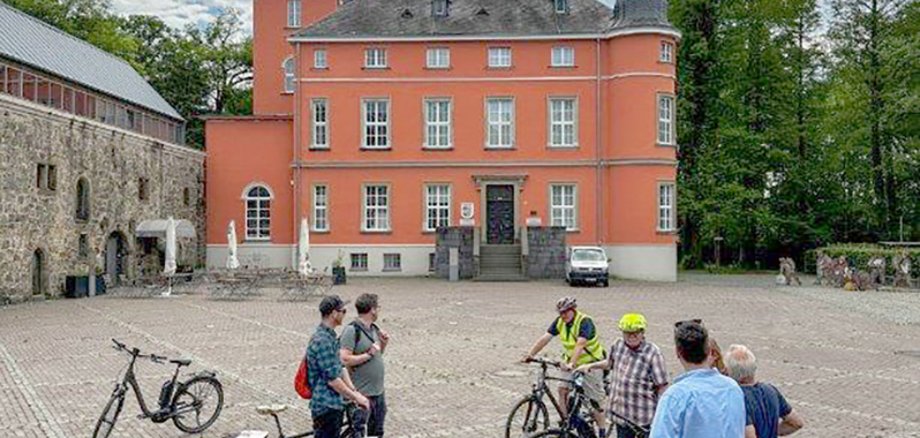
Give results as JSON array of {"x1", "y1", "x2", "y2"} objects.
[{"x1": 294, "y1": 354, "x2": 311, "y2": 399}]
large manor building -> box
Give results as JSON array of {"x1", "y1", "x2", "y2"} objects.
[{"x1": 206, "y1": 0, "x2": 679, "y2": 281}]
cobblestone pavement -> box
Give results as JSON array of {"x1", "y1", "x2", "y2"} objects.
[{"x1": 1, "y1": 275, "x2": 919, "y2": 438}]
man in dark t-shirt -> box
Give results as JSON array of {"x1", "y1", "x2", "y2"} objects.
[{"x1": 724, "y1": 344, "x2": 804, "y2": 438}]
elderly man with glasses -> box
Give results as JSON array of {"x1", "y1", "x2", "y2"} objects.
[
  {"x1": 579, "y1": 313, "x2": 669, "y2": 438},
  {"x1": 724, "y1": 345, "x2": 804, "y2": 438}
]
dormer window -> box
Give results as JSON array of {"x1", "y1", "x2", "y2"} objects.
[
  {"x1": 554, "y1": 0, "x2": 568, "y2": 14},
  {"x1": 433, "y1": 0, "x2": 449, "y2": 17}
]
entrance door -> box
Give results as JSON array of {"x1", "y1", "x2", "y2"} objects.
[
  {"x1": 105, "y1": 233, "x2": 126, "y2": 284},
  {"x1": 486, "y1": 185, "x2": 515, "y2": 244},
  {"x1": 32, "y1": 249, "x2": 44, "y2": 295}
]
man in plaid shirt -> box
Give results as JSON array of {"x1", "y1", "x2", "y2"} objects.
[
  {"x1": 307, "y1": 295, "x2": 370, "y2": 438},
  {"x1": 580, "y1": 313, "x2": 669, "y2": 438}
]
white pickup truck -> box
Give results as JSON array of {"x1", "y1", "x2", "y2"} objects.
[{"x1": 565, "y1": 246, "x2": 610, "y2": 287}]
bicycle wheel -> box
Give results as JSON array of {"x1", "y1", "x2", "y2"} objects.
[
  {"x1": 171, "y1": 375, "x2": 224, "y2": 433},
  {"x1": 528, "y1": 428, "x2": 586, "y2": 438},
  {"x1": 505, "y1": 396, "x2": 550, "y2": 438},
  {"x1": 92, "y1": 389, "x2": 125, "y2": 438}
]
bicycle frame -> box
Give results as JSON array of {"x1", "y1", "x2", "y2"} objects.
[
  {"x1": 267, "y1": 403, "x2": 357, "y2": 438},
  {"x1": 115, "y1": 349, "x2": 184, "y2": 420}
]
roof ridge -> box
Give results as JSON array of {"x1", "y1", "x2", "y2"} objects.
[{"x1": 0, "y1": 1, "x2": 137, "y2": 71}]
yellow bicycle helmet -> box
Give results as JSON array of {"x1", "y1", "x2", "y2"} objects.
[{"x1": 618, "y1": 313, "x2": 647, "y2": 333}]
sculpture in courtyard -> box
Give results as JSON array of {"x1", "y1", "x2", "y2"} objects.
[
  {"x1": 778, "y1": 257, "x2": 802, "y2": 286},
  {"x1": 893, "y1": 252, "x2": 913, "y2": 288},
  {"x1": 867, "y1": 256, "x2": 886, "y2": 289},
  {"x1": 815, "y1": 253, "x2": 835, "y2": 286}
]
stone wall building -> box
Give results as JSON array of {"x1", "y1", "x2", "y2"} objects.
[{"x1": 0, "y1": 3, "x2": 205, "y2": 302}]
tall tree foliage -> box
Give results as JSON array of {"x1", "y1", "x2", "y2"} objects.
[{"x1": 673, "y1": 0, "x2": 918, "y2": 268}]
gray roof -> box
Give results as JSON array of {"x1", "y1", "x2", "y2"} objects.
[
  {"x1": 0, "y1": 2, "x2": 182, "y2": 120},
  {"x1": 293, "y1": 0, "x2": 675, "y2": 40}
]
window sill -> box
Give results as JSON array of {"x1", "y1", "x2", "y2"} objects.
[
  {"x1": 311, "y1": 229, "x2": 330, "y2": 234},
  {"x1": 350, "y1": 267, "x2": 368, "y2": 272},
  {"x1": 565, "y1": 228, "x2": 581, "y2": 233},
  {"x1": 281, "y1": 92, "x2": 294, "y2": 96},
  {"x1": 311, "y1": 67, "x2": 329, "y2": 71},
  {"x1": 37, "y1": 188, "x2": 56, "y2": 195},
  {"x1": 423, "y1": 146, "x2": 453, "y2": 151},
  {"x1": 547, "y1": 144, "x2": 579, "y2": 149},
  {"x1": 486, "y1": 66, "x2": 514, "y2": 70},
  {"x1": 362, "y1": 66, "x2": 390, "y2": 71},
  {"x1": 361, "y1": 229, "x2": 392, "y2": 234},
  {"x1": 382, "y1": 268, "x2": 402, "y2": 272},
  {"x1": 656, "y1": 143, "x2": 678, "y2": 148},
  {"x1": 484, "y1": 146, "x2": 516, "y2": 151},
  {"x1": 656, "y1": 229, "x2": 678, "y2": 235},
  {"x1": 360, "y1": 147, "x2": 392, "y2": 151},
  {"x1": 424, "y1": 66, "x2": 452, "y2": 71},
  {"x1": 658, "y1": 60, "x2": 674, "y2": 65},
  {"x1": 548, "y1": 65, "x2": 577, "y2": 69},
  {"x1": 243, "y1": 239, "x2": 271, "y2": 244},
  {"x1": 309, "y1": 146, "x2": 331, "y2": 151}
]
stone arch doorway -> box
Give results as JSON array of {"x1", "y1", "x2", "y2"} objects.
[
  {"x1": 104, "y1": 231, "x2": 129, "y2": 285},
  {"x1": 32, "y1": 248, "x2": 46, "y2": 295}
]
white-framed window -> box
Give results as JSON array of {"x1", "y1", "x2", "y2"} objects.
[
  {"x1": 657, "y1": 94, "x2": 675, "y2": 145},
  {"x1": 550, "y1": 184, "x2": 577, "y2": 231},
  {"x1": 658, "y1": 182, "x2": 676, "y2": 231},
  {"x1": 551, "y1": 46, "x2": 575, "y2": 67},
  {"x1": 282, "y1": 57, "x2": 295, "y2": 93},
  {"x1": 312, "y1": 185, "x2": 328, "y2": 231},
  {"x1": 383, "y1": 253, "x2": 401, "y2": 271},
  {"x1": 350, "y1": 253, "x2": 368, "y2": 271},
  {"x1": 287, "y1": 0, "x2": 301, "y2": 27},
  {"x1": 365, "y1": 48, "x2": 387, "y2": 68},
  {"x1": 363, "y1": 184, "x2": 390, "y2": 231},
  {"x1": 362, "y1": 99, "x2": 390, "y2": 148},
  {"x1": 311, "y1": 98, "x2": 328, "y2": 148},
  {"x1": 486, "y1": 98, "x2": 514, "y2": 148},
  {"x1": 424, "y1": 184, "x2": 451, "y2": 231},
  {"x1": 314, "y1": 49, "x2": 328, "y2": 69},
  {"x1": 549, "y1": 97, "x2": 577, "y2": 147},
  {"x1": 432, "y1": 0, "x2": 449, "y2": 16},
  {"x1": 488, "y1": 47, "x2": 512, "y2": 68},
  {"x1": 426, "y1": 47, "x2": 450, "y2": 69},
  {"x1": 424, "y1": 98, "x2": 451, "y2": 148},
  {"x1": 245, "y1": 186, "x2": 272, "y2": 240},
  {"x1": 660, "y1": 41, "x2": 674, "y2": 63}
]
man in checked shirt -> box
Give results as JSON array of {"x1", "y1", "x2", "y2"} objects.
[{"x1": 579, "y1": 313, "x2": 669, "y2": 438}]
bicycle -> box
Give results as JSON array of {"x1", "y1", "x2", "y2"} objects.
[
  {"x1": 522, "y1": 369, "x2": 603, "y2": 438},
  {"x1": 255, "y1": 401, "x2": 358, "y2": 438},
  {"x1": 93, "y1": 339, "x2": 224, "y2": 438},
  {"x1": 506, "y1": 357, "x2": 595, "y2": 438}
]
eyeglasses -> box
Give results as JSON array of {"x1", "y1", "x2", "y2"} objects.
[{"x1": 674, "y1": 318, "x2": 702, "y2": 328}]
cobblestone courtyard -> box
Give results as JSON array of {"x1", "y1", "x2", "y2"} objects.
[{"x1": 2, "y1": 275, "x2": 919, "y2": 438}]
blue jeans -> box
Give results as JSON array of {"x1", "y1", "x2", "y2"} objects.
[{"x1": 351, "y1": 393, "x2": 386, "y2": 437}]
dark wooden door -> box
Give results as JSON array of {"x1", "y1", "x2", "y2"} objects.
[{"x1": 486, "y1": 185, "x2": 514, "y2": 244}]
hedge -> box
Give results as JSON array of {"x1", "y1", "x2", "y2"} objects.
[{"x1": 804, "y1": 244, "x2": 920, "y2": 276}]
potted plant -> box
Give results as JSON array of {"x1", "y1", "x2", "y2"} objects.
[{"x1": 331, "y1": 250, "x2": 346, "y2": 285}]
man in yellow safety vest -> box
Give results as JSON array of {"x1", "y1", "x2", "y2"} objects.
[{"x1": 523, "y1": 296, "x2": 608, "y2": 437}]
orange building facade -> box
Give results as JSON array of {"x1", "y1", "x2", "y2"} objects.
[{"x1": 206, "y1": 0, "x2": 680, "y2": 281}]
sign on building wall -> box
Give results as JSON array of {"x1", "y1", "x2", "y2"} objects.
[{"x1": 460, "y1": 202, "x2": 475, "y2": 226}]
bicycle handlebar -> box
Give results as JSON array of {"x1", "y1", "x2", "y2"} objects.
[
  {"x1": 525, "y1": 357, "x2": 563, "y2": 368},
  {"x1": 111, "y1": 339, "x2": 170, "y2": 364}
]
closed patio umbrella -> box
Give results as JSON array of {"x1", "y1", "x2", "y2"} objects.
[
  {"x1": 164, "y1": 216, "x2": 177, "y2": 276},
  {"x1": 298, "y1": 217, "x2": 312, "y2": 276},
  {"x1": 227, "y1": 220, "x2": 240, "y2": 270}
]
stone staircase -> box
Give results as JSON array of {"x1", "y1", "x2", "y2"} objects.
[{"x1": 476, "y1": 244, "x2": 528, "y2": 282}]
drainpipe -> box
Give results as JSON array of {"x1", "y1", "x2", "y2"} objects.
[
  {"x1": 595, "y1": 37, "x2": 603, "y2": 245},
  {"x1": 292, "y1": 42, "x2": 302, "y2": 269}
]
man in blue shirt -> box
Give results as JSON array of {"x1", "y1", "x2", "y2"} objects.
[
  {"x1": 650, "y1": 320, "x2": 745, "y2": 438},
  {"x1": 723, "y1": 344, "x2": 804, "y2": 438},
  {"x1": 307, "y1": 295, "x2": 370, "y2": 438}
]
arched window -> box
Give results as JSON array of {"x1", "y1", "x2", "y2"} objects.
[
  {"x1": 76, "y1": 177, "x2": 90, "y2": 221},
  {"x1": 245, "y1": 186, "x2": 272, "y2": 240},
  {"x1": 283, "y1": 57, "x2": 295, "y2": 93}
]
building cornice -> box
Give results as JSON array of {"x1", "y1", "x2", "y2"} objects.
[
  {"x1": 292, "y1": 158, "x2": 677, "y2": 169},
  {"x1": 288, "y1": 26, "x2": 681, "y2": 44}
]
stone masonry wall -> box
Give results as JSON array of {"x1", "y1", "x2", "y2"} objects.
[
  {"x1": 435, "y1": 227, "x2": 475, "y2": 280},
  {"x1": 0, "y1": 95, "x2": 205, "y2": 302},
  {"x1": 525, "y1": 226, "x2": 567, "y2": 279}
]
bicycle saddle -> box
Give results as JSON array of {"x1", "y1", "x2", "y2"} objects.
[
  {"x1": 170, "y1": 358, "x2": 192, "y2": 366},
  {"x1": 256, "y1": 404, "x2": 288, "y2": 415}
]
